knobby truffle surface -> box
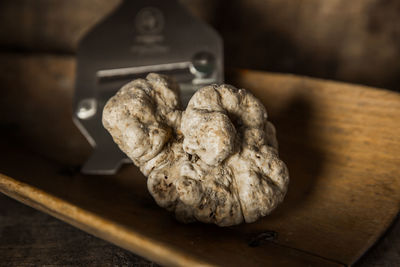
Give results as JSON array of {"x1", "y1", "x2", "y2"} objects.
[{"x1": 102, "y1": 73, "x2": 289, "y2": 226}]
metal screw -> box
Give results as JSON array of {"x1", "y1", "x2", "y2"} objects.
[
  {"x1": 76, "y1": 98, "x2": 97, "y2": 120},
  {"x1": 190, "y1": 51, "x2": 215, "y2": 78}
]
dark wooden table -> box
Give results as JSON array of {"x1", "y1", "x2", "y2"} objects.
[
  {"x1": 0, "y1": 194, "x2": 157, "y2": 266},
  {"x1": 1, "y1": 193, "x2": 399, "y2": 266}
]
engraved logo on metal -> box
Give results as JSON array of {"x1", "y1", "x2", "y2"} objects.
[{"x1": 135, "y1": 7, "x2": 164, "y2": 34}]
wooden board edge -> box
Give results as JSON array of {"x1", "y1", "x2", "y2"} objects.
[
  {"x1": 0, "y1": 172, "x2": 348, "y2": 266},
  {"x1": 234, "y1": 69, "x2": 400, "y2": 94},
  {"x1": 351, "y1": 213, "x2": 400, "y2": 266},
  {"x1": 0, "y1": 173, "x2": 213, "y2": 267}
]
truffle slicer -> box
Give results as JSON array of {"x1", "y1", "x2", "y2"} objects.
[{"x1": 73, "y1": 0, "x2": 223, "y2": 175}]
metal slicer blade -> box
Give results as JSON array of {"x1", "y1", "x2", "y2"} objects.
[{"x1": 73, "y1": 0, "x2": 224, "y2": 174}]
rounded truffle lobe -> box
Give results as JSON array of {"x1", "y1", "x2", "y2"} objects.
[
  {"x1": 147, "y1": 73, "x2": 180, "y2": 108},
  {"x1": 146, "y1": 143, "x2": 244, "y2": 226},
  {"x1": 265, "y1": 121, "x2": 279, "y2": 150},
  {"x1": 122, "y1": 119, "x2": 152, "y2": 158},
  {"x1": 186, "y1": 85, "x2": 223, "y2": 111},
  {"x1": 192, "y1": 167, "x2": 243, "y2": 226},
  {"x1": 181, "y1": 109, "x2": 235, "y2": 166},
  {"x1": 228, "y1": 146, "x2": 288, "y2": 223},
  {"x1": 147, "y1": 168, "x2": 178, "y2": 210},
  {"x1": 103, "y1": 74, "x2": 289, "y2": 226},
  {"x1": 175, "y1": 178, "x2": 202, "y2": 206},
  {"x1": 239, "y1": 92, "x2": 267, "y2": 127},
  {"x1": 178, "y1": 84, "x2": 288, "y2": 224},
  {"x1": 102, "y1": 74, "x2": 181, "y2": 165},
  {"x1": 217, "y1": 84, "x2": 240, "y2": 111},
  {"x1": 145, "y1": 141, "x2": 184, "y2": 209},
  {"x1": 181, "y1": 85, "x2": 238, "y2": 166}
]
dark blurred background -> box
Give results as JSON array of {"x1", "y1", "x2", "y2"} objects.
[
  {"x1": 1, "y1": 0, "x2": 400, "y2": 266},
  {"x1": 1, "y1": 0, "x2": 400, "y2": 90}
]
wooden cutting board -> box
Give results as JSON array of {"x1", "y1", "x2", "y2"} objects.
[{"x1": 1, "y1": 54, "x2": 399, "y2": 266}]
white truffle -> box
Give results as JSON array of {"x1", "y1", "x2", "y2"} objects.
[{"x1": 103, "y1": 73, "x2": 289, "y2": 226}]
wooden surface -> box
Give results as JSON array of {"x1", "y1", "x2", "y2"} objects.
[
  {"x1": 1, "y1": 53, "x2": 400, "y2": 266},
  {"x1": 0, "y1": 194, "x2": 156, "y2": 266},
  {"x1": 1, "y1": 195, "x2": 399, "y2": 267}
]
